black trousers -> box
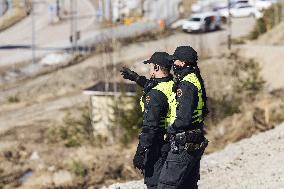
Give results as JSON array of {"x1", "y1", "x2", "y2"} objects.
[
  {"x1": 144, "y1": 143, "x2": 170, "y2": 189},
  {"x1": 157, "y1": 149, "x2": 204, "y2": 189}
]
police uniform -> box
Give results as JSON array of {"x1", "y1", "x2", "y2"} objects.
[
  {"x1": 158, "y1": 46, "x2": 208, "y2": 189},
  {"x1": 128, "y1": 52, "x2": 176, "y2": 189},
  {"x1": 139, "y1": 76, "x2": 173, "y2": 189}
]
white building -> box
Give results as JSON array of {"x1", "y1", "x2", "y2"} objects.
[{"x1": 100, "y1": 0, "x2": 183, "y2": 24}]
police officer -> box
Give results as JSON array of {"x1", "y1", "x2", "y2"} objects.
[
  {"x1": 158, "y1": 46, "x2": 208, "y2": 189},
  {"x1": 121, "y1": 52, "x2": 175, "y2": 189}
]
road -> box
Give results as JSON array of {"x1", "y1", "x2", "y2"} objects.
[
  {"x1": 0, "y1": 17, "x2": 256, "y2": 87},
  {"x1": 0, "y1": 17, "x2": 256, "y2": 133},
  {"x1": 0, "y1": 8, "x2": 256, "y2": 68},
  {"x1": 0, "y1": 0, "x2": 96, "y2": 66}
]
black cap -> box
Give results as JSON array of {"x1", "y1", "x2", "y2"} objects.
[
  {"x1": 143, "y1": 52, "x2": 173, "y2": 69},
  {"x1": 168, "y1": 46, "x2": 198, "y2": 65}
]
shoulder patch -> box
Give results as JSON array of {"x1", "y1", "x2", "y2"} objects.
[{"x1": 177, "y1": 88, "x2": 183, "y2": 97}]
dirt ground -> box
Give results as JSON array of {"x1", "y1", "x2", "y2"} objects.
[
  {"x1": 103, "y1": 121, "x2": 284, "y2": 189},
  {"x1": 255, "y1": 22, "x2": 284, "y2": 45},
  {"x1": 237, "y1": 45, "x2": 284, "y2": 90}
]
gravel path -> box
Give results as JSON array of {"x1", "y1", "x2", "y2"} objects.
[{"x1": 102, "y1": 122, "x2": 284, "y2": 189}]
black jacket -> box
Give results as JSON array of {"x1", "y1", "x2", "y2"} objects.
[
  {"x1": 169, "y1": 67, "x2": 199, "y2": 133},
  {"x1": 139, "y1": 76, "x2": 172, "y2": 148},
  {"x1": 136, "y1": 69, "x2": 201, "y2": 134}
]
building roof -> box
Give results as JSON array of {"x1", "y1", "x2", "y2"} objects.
[{"x1": 83, "y1": 81, "x2": 137, "y2": 96}]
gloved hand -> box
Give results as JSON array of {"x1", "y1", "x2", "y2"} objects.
[
  {"x1": 120, "y1": 67, "x2": 139, "y2": 82},
  {"x1": 133, "y1": 144, "x2": 148, "y2": 172}
]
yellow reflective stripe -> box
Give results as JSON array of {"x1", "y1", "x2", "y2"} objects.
[
  {"x1": 140, "y1": 80, "x2": 177, "y2": 129},
  {"x1": 182, "y1": 73, "x2": 204, "y2": 124},
  {"x1": 140, "y1": 96, "x2": 144, "y2": 112},
  {"x1": 153, "y1": 80, "x2": 177, "y2": 128}
]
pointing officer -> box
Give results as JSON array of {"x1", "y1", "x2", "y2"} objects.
[{"x1": 121, "y1": 52, "x2": 176, "y2": 189}]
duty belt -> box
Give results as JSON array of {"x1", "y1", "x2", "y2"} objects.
[
  {"x1": 184, "y1": 139, "x2": 209, "y2": 152},
  {"x1": 169, "y1": 129, "x2": 208, "y2": 153}
]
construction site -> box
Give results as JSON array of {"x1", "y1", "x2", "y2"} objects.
[{"x1": 0, "y1": 0, "x2": 284, "y2": 188}]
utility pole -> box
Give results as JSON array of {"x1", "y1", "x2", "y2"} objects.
[
  {"x1": 227, "y1": 0, "x2": 232, "y2": 50},
  {"x1": 56, "y1": 0, "x2": 60, "y2": 19},
  {"x1": 112, "y1": 37, "x2": 117, "y2": 96},
  {"x1": 31, "y1": 0, "x2": 36, "y2": 64},
  {"x1": 70, "y1": 0, "x2": 73, "y2": 54},
  {"x1": 104, "y1": 0, "x2": 111, "y2": 21},
  {"x1": 7, "y1": 0, "x2": 12, "y2": 11},
  {"x1": 0, "y1": 0, "x2": 3, "y2": 16},
  {"x1": 74, "y1": 0, "x2": 78, "y2": 53},
  {"x1": 282, "y1": 0, "x2": 284, "y2": 20},
  {"x1": 141, "y1": 0, "x2": 144, "y2": 16},
  {"x1": 70, "y1": 0, "x2": 79, "y2": 54}
]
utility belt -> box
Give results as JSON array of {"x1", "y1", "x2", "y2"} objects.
[{"x1": 168, "y1": 129, "x2": 208, "y2": 153}]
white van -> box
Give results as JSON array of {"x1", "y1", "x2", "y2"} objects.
[{"x1": 182, "y1": 12, "x2": 222, "y2": 33}]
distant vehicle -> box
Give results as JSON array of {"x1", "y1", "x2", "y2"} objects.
[
  {"x1": 254, "y1": 0, "x2": 279, "y2": 11},
  {"x1": 231, "y1": 0, "x2": 250, "y2": 7},
  {"x1": 182, "y1": 12, "x2": 222, "y2": 33},
  {"x1": 213, "y1": 2, "x2": 228, "y2": 12},
  {"x1": 213, "y1": 0, "x2": 249, "y2": 11},
  {"x1": 218, "y1": 3, "x2": 263, "y2": 18}
]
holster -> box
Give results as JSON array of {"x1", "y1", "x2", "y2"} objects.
[
  {"x1": 169, "y1": 129, "x2": 208, "y2": 153},
  {"x1": 184, "y1": 138, "x2": 208, "y2": 152}
]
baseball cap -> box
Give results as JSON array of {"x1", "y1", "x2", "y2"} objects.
[
  {"x1": 143, "y1": 52, "x2": 173, "y2": 69},
  {"x1": 168, "y1": 46, "x2": 198, "y2": 65}
]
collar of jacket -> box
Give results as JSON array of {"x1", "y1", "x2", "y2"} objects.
[
  {"x1": 176, "y1": 66, "x2": 195, "y2": 81},
  {"x1": 154, "y1": 75, "x2": 173, "y2": 83},
  {"x1": 143, "y1": 75, "x2": 173, "y2": 94}
]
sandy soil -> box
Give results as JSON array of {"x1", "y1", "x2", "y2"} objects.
[
  {"x1": 255, "y1": 22, "x2": 284, "y2": 45},
  {"x1": 236, "y1": 45, "x2": 284, "y2": 90},
  {"x1": 102, "y1": 121, "x2": 284, "y2": 189}
]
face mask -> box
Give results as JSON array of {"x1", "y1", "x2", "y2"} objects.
[{"x1": 173, "y1": 65, "x2": 184, "y2": 75}]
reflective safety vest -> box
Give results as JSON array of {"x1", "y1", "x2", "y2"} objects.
[
  {"x1": 182, "y1": 73, "x2": 205, "y2": 124},
  {"x1": 140, "y1": 80, "x2": 177, "y2": 128}
]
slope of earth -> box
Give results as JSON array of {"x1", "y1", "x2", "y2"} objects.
[
  {"x1": 102, "y1": 121, "x2": 284, "y2": 189},
  {"x1": 235, "y1": 21, "x2": 284, "y2": 90},
  {"x1": 237, "y1": 44, "x2": 284, "y2": 90},
  {"x1": 255, "y1": 21, "x2": 284, "y2": 45}
]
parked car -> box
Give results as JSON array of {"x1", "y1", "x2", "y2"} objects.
[
  {"x1": 254, "y1": 0, "x2": 279, "y2": 11},
  {"x1": 182, "y1": 12, "x2": 222, "y2": 33},
  {"x1": 213, "y1": 0, "x2": 249, "y2": 11},
  {"x1": 218, "y1": 3, "x2": 263, "y2": 18}
]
